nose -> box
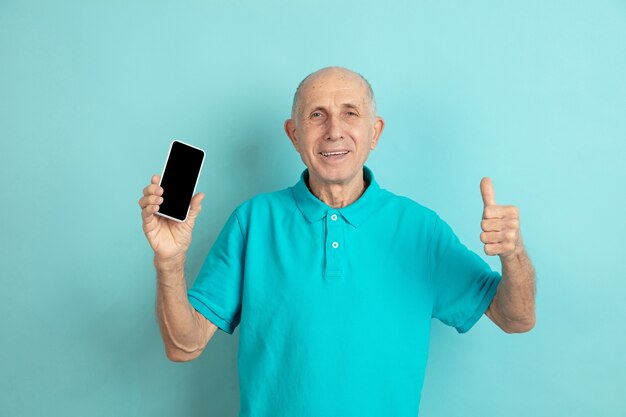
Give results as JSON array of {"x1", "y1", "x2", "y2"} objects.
[{"x1": 326, "y1": 114, "x2": 344, "y2": 141}]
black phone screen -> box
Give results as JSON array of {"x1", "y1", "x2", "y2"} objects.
[{"x1": 158, "y1": 140, "x2": 205, "y2": 222}]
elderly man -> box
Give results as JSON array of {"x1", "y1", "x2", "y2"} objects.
[{"x1": 139, "y1": 66, "x2": 536, "y2": 416}]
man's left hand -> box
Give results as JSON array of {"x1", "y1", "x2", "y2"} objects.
[{"x1": 479, "y1": 177, "x2": 522, "y2": 259}]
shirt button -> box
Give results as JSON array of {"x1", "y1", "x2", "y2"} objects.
[
  {"x1": 331, "y1": 214, "x2": 338, "y2": 221},
  {"x1": 332, "y1": 241, "x2": 339, "y2": 249}
]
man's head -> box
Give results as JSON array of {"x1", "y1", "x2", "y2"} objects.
[
  {"x1": 291, "y1": 67, "x2": 377, "y2": 119},
  {"x1": 284, "y1": 66, "x2": 384, "y2": 189}
]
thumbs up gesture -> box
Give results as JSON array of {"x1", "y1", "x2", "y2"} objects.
[{"x1": 480, "y1": 177, "x2": 522, "y2": 259}]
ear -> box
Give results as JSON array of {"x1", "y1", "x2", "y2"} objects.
[
  {"x1": 369, "y1": 117, "x2": 385, "y2": 150},
  {"x1": 284, "y1": 119, "x2": 299, "y2": 151}
]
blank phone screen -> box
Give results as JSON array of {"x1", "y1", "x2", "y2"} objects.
[{"x1": 158, "y1": 141, "x2": 205, "y2": 221}]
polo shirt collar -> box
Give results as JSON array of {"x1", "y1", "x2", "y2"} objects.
[{"x1": 291, "y1": 165, "x2": 381, "y2": 227}]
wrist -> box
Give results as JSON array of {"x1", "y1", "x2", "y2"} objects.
[
  {"x1": 499, "y1": 247, "x2": 524, "y2": 266},
  {"x1": 154, "y1": 252, "x2": 187, "y2": 271}
]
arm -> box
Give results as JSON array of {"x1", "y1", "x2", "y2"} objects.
[
  {"x1": 485, "y1": 235, "x2": 536, "y2": 333},
  {"x1": 479, "y1": 177, "x2": 536, "y2": 334},
  {"x1": 138, "y1": 174, "x2": 217, "y2": 361},
  {"x1": 155, "y1": 253, "x2": 218, "y2": 361}
]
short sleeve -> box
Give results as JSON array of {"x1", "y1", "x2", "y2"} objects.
[
  {"x1": 187, "y1": 210, "x2": 245, "y2": 334},
  {"x1": 429, "y1": 214, "x2": 501, "y2": 333}
]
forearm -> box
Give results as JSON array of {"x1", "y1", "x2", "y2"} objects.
[
  {"x1": 495, "y1": 241, "x2": 536, "y2": 329},
  {"x1": 154, "y1": 254, "x2": 204, "y2": 357}
]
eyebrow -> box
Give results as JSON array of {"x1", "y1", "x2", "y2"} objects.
[
  {"x1": 341, "y1": 103, "x2": 361, "y2": 111},
  {"x1": 307, "y1": 103, "x2": 362, "y2": 113}
]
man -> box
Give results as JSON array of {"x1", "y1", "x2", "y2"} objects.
[{"x1": 138, "y1": 66, "x2": 536, "y2": 416}]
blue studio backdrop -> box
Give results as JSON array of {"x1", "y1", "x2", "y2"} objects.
[{"x1": 1, "y1": 1, "x2": 625, "y2": 416}]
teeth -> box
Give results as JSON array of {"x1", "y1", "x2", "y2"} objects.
[{"x1": 321, "y1": 151, "x2": 349, "y2": 156}]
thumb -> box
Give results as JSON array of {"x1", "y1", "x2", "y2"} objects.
[
  {"x1": 187, "y1": 192, "x2": 205, "y2": 220},
  {"x1": 480, "y1": 177, "x2": 496, "y2": 207}
]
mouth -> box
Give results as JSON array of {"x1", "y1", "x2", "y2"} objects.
[{"x1": 319, "y1": 150, "x2": 350, "y2": 158}]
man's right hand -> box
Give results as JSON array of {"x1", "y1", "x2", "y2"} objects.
[{"x1": 138, "y1": 174, "x2": 205, "y2": 260}]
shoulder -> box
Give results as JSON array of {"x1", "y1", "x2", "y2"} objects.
[
  {"x1": 232, "y1": 187, "x2": 296, "y2": 221},
  {"x1": 377, "y1": 187, "x2": 439, "y2": 223}
]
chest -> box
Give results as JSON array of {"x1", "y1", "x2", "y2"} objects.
[{"x1": 240, "y1": 214, "x2": 434, "y2": 330}]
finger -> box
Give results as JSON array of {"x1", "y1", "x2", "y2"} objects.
[
  {"x1": 142, "y1": 204, "x2": 159, "y2": 223},
  {"x1": 484, "y1": 242, "x2": 516, "y2": 256},
  {"x1": 480, "y1": 231, "x2": 505, "y2": 244},
  {"x1": 139, "y1": 194, "x2": 164, "y2": 209},
  {"x1": 484, "y1": 243, "x2": 502, "y2": 256},
  {"x1": 187, "y1": 192, "x2": 205, "y2": 220},
  {"x1": 142, "y1": 174, "x2": 160, "y2": 196},
  {"x1": 481, "y1": 218, "x2": 519, "y2": 232},
  {"x1": 142, "y1": 207, "x2": 162, "y2": 236},
  {"x1": 483, "y1": 205, "x2": 519, "y2": 220},
  {"x1": 190, "y1": 192, "x2": 205, "y2": 210},
  {"x1": 481, "y1": 218, "x2": 501, "y2": 232},
  {"x1": 143, "y1": 183, "x2": 164, "y2": 197},
  {"x1": 138, "y1": 193, "x2": 163, "y2": 208},
  {"x1": 480, "y1": 177, "x2": 496, "y2": 207}
]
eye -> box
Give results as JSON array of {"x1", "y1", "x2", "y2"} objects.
[
  {"x1": 311, "y1": 112, "x2": 323, "y2": 118},
  {"x1": 346, "y1": 111, "x2": 358, "y2": 117}
]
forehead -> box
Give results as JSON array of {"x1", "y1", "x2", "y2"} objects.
[{"x1": 299, "y1": 72, "x2": 370, "y2": 108}]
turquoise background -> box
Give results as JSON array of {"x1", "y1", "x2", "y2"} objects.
[{"x1": 1, "y1": 1, "x2": 625, "y2": 416}]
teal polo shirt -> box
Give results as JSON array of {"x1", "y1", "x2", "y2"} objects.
[{"x1": 187, "y1": 166, "x2": 501, "y2": 417}]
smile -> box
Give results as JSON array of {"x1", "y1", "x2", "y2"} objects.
[{"x1": 320, "y1": 150, "x2": 350, "y2": 157}]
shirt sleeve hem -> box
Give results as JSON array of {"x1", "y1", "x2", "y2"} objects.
[
  {"x1": 455, "y1": 272, "x2": 501, "y2": 334},
  {"x1": 188, "y1": 293, "x2": 236, "y2": 335}
]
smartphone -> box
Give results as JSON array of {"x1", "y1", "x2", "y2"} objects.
[{"x1": 155, "y1": 140, "x2": 205, "y2": 222}]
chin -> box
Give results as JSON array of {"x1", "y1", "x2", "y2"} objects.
[{"x1": 311, "y1": 165, "x2": 360, "y2": 185}]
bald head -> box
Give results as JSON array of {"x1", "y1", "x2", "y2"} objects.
[{"x1": 291, "y1": 66, "x2": 377, "y2": 119}]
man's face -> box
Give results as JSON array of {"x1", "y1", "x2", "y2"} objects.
[{"x1": 284, "y1": 70, "x2": 384, "y2": 188}]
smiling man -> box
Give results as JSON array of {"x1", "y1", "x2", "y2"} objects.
[
  {"x1": 139, "y1": 66, "x2": 536, "y2": 417},
  {"x1": 284, "y1": 67, "x2": 384, "y2": 209}
]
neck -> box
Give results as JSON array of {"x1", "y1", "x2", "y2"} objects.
[{"x1": 307, "y1": 171, "x2": 366, "y2": 208}]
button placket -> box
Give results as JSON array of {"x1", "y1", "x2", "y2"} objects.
[{"x1": 324, "y1": 210, "x2": 344, "y2": 280}]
